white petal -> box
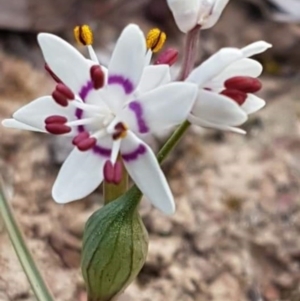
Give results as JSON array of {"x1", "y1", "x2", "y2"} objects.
[
  {"x1": 121, "y1": 132, "x2": 175, "y2": 215},
  {"x1": 192, "y1": 89, "x2": 247, "y2": 126},
  {"x1": 137, "y1": 65, "x2": 171, "y2": 94},
  {"x1": 241, "y1": 41, "x2": 272, "y2": 58},
  {"x1": 201, "y1": 0, "x2": 229, "y2": 29},
  {"x1": 189, "y1": 114, "x2": 246, "y2": 134},
  {"x1": 13, "y1": 96, "x2": 77, "y2": 136},
  {"x1": 241, "y1": 94, "x2": 266, "y2": 115},
  {"x1": 52, "y1": 147, "x2": 107, "y2": 203},
  {"x1": 38, "y1": 33, "x2": 96, "y2": 97},
  {"x1": 2, "y1": 118, "x2": 45, "y2": 132},
  {"x1": 122, "y1": 82, "x2": 197, "y2": 134},
  {"x1": 167, "y1": 0, "x2": 200, "y2": 33},
  {"x1": 207, "y1": 58, "x2": 263, "y2": 92},
  {"x1": 269, "y1": 0, "x2": 300, "y2": 19},
  {"x1": 106, "y1": 24, "x2": 146, "y2": 112},
  {"x1": 186, "y1": 48, "x2": 243, "y2": 87}
]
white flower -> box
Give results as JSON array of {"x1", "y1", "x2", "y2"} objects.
[
  {"x1": 2, "y1": 24, "x2": 198, "y2": 214},
  {"x1": 167, "y1": 0, "x2": 230, "y2": 33},
  {"x1": 186, "y1": 41, "x2": 272, "y2": 134},
  {"x1": 267, "y1": 0, "x2": 300, "y2": 22}
]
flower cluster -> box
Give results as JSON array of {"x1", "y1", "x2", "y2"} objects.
[{"x1": 2, "y1": 0, "x2": 271, "y2": 216}]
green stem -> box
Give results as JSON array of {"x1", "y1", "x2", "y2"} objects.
[
  {"x1": 157, "y1": 120, "x2": 191, "y2": 164},
  {"x1": 0, "y1": 176, "x2": 54, "y2": 301}
]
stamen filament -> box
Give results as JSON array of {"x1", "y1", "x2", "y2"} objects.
[
  {"x1": 111, "y1": 140, "x2": 121, "y2": 164},
  {"x1": 88, "y1": 45, "x2": 99, "y2": 63},
  {"x1": 91, "y1": 129, "x2": 108, "y2": 140},
  {"x1": 66, "y1": 117, "x2": 99, "y2": 127},
  {"x1": 71, "y1": 100, "x2": 105, "y2": 114}
]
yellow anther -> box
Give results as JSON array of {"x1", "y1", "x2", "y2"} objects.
[
  {"x1": 74, "y1": 25, "x2": 93, "y2": 46},
  {"x1": 146, "y1": 28, "x2": 166, "y2": 53}
]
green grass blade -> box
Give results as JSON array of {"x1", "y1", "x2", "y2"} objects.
[{"x1": 0, "y1": 175, "x2": 54, "y2": 301}]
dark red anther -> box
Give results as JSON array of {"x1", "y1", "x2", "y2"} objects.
[
  {"x1": 77, "y1": 137, "x2": 97, "y2": 151},
  {"x1": 221, "y1": 89, "x2": 247, "y2": 106},
  {"x1": 90, "y1": 65, "x2": 104, "y2": 89},
  {"x1": 154, "y1": 48, "x2": 179, "y2": 66},
  {"x1": 113, "y1": 161, "x2": 122, "y2": 184},
  {"x1": 56, "y1": 83, "x2": 75, "y2": 100},
  {"x1": 52, "y1": 83, "x2": 75, "y2": 107},
  {"x1": 104, "y1": 160, "x2": 114, "y2": 183},
  {"x1": 45, "y1": 124, "x2": 71, "y2": 135},
  {"x1": 224, "y1": 76, "x2": 262, "y2": 93},
  {"x1": 45, "y1": 63, "x2": 62, "y2": 83},
  {"x1": 45, "y1": 115, "x2": 67, "y2": 124},
  {"x1": 52, "y1": 90, "x2": 68, "y2": 107},
  {"x1": 72, "y1": 132, "x2": 90, "y2": 146},
  {"x1": 103, "y1": 160, "x2": 123, "y2": 184},
  {"x1": 112, "y1": 122, "x2": 127, "y2": 140}
]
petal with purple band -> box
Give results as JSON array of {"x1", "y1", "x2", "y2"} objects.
[
  {"x1": 79, "y1": 81, "x2": 94, "y2": 101},
  {"x1": 52, "y1": 148, "x2": 106, "y2": 203},
  {"x1": 108, "y1": 25, "x2": 146, "y2": 93},
  {"x1": 122, "y1": 144, "x2": 147, "y2": 161},
  {"x1": 38, "y1": 33, "x2": 95, "y2": 97},
  {"x1": 122, "y1": 82, "x2": 197, "y2": 134},
  {"x1": 105, "y1": 25, "x2": 146, "y2": 111},
  {"x1": 12, "y1": 96, "x2": 77, "y2": 136},
  {"x1": 120, "y1": 132, "x2": 175, "y2": 215},
  {"x1": 108, "y1": 75, "x2": 134, "y2": 95},
  {"x1": 93, "y1": 144, "x2": 112, "y2": 158},
  {"x1": 128, "y1": 101, "x2": 149, "y2": 134}
]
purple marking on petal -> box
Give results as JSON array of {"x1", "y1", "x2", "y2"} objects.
[
  {"x1": 79, "y1": 80, "x2": 93, "y2": 101},
  {"x1": 75, "y1": 108, "x2": 84, "y2": 132},
  {"x1": 108, "y1": 75, "x2": 134, "y2": 94},
  {"x1": 93, "y1": 144, "x2": 112, "y2": 157},
  {"x1": 122, "y1": 144, "x2": 146, "y2": 162},
  {"x1": 129, "y1": 101, "x2": 149, "y2": 134}
]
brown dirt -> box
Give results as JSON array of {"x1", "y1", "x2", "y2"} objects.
[{"x1": 0, "y1": 1, "x2": 300, "y2": 301}]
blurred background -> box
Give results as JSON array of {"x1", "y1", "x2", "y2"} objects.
[{"x1": 0, "y1": 0, "x2": 300, "y2": 300}]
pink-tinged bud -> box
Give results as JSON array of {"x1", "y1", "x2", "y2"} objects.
[
  {"x1": 72, "y1": 132, "x2": 90, "y2": 146},
  {"x1": 113, "y1": 161, "x2": 123, "y2": 184},
  {"x1": 45, "y1": 63, "x2": 62, "y2": 83},
  {"x1": 90, "y1": 65, "x2": 105, "y2": 89},
  {"x1": 104, "y1": 160, "x2": 114, "y2": 183},
  {"x1": 45, "y1": 115, "x2": 67, "y2": 124},
  {"x1": 45, "y1": 124, "x2": 71, "y2": 135},
  {"x1": 77, "y1": 137, "x2": 97, "y2": 151},
  {"x1": 221, "y1": 89, "x2": 247, "y2": 106},
  {"x1": 225, "y1": 76, "x2": 262, "y2": 93},
  {"x1": 154, "y1": 48, "x2": 179, "y2": 66}
]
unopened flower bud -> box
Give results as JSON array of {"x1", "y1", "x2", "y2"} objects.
[
  {"x1": 167, "y1": 0, "x2": 229, "y2": 33},
  {"x1": 146, "y1": 28, "x2": 166, "y2": 53},
  {"x1": 74, "y1": 25, "x2": 93, "y2": 46},
  {"x1": 154, "y1": 48, "x2": 179, "y2": 66},
  {"x1": 81, "y1": 187, "x2": 148, "y2": 301}
]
